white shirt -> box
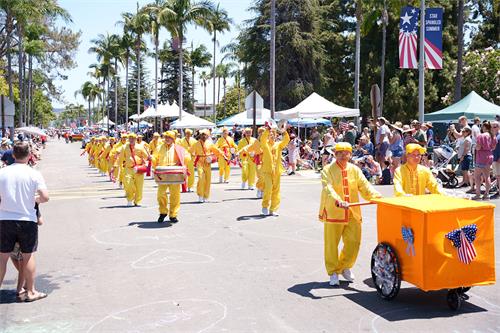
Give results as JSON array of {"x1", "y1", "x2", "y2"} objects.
[
  {"x1": 376, "y1": 125, "x2": 390, "y2": 144},
  {"x1": 0, "y1": 163, "x2": 47, "y2": 222},
  {"x1": 471, "y1": 124, "x2": 481, "y2": 144}
]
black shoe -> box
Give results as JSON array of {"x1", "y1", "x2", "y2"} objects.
[
  {"x1": 157, "y1": 214, "x2": 167, "y2": 223},
  {"x1": 169, "y1": 217, "x2": 178, "y2": 223},
  {"x1": 490, "y1": 193, "x2": 500, "y2": 199}
]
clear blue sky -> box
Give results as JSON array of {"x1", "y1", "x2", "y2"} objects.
[{"x1": 54, "y1": 0, "x2": 254, "y2": 109}]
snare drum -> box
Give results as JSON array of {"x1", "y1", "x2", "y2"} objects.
[
  {"x1": 154, "y1": 166, "x2": 186, "y2": 184},
  {"x1": 134, "y1": 165, "x2": 148, "y2": 174}
]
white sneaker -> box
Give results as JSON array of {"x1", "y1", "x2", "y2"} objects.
[
  {"x1": 329, "y1": 273, "x2": 340, "y2": 286},
  {"x1": 241, "y1": 182, "x2": 247, "y2": 189},
  {"x1": 262, "y1": 207, "x2": 269, "y2": 215},
  {"x1": 341, "y1": 269, "x2": 355, "y2": 282},
  {"x1": 127, "y1": 201, "x2": 134, "y2": 207},
  {"x1": 198, "y1": 196, "x2": 204, "y2": 203},
  {"x1": 219, "y1": 176, "x2": 223, "y2": 183},
  {"x1": 270, "y1": 211, "x2": 279, "y2": 216},
  {"x1": 249, "y1": 186, "x2": 255, "y2": 190},
  {"x1": 188, "y1": 188, "x2": 193, "y2": 192}
]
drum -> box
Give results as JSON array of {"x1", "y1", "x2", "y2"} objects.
[
  {"x1": 154, "y1": 166, "x2": 186, "y2": 184},
  {"x1": 134, "y1": 165, "x2": 148, "y2": 174},
  {"x1": 205, "y1": 155, "x2": 217, "y2": 164}
]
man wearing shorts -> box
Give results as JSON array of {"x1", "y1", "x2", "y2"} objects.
[
  {"x1": 375, "y1": 117, "x2": 390, "y2": 165},
  {"x1": 0, "y1": 142, "x2": 49, "y2": 302}
]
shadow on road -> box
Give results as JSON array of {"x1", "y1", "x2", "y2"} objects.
[
  {"x1": 288, "y1": 280, "x2": 487, "y2": 320},
  {"x1": 128, "y1": 221, "x2": 172, "y2": 229},
  {"x1": 288, "y1": 281, "x2": 360, "y2": 300},
  {"x1": 237, "y1": 214, "x2": 269, "y2": 221},
  {"x1": 100, "y1": 196, "x2": 125, "y2": 200},
  {"x1": 223, "y1": 197, "x2": 260, "y2": 202},
  {"x1": 100, "y1": 205, "x2": 134, "y2": 209},
  {"x1": 0, "y1": 273, "x2": 60, "y2": 304}
]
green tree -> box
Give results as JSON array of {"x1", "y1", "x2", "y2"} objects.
[
  {"x1": 187, "y1": 43, "x2": 211, "y2": 110},
  {"x1": 216, "y1": 85, "x2": 245, "y2": 121},
  {"x1": 158, "y1": 0, "x2": 214, "y2": 118},
  {"x1": 128, "y1": 56, "x2": 151, "y2": 117}
]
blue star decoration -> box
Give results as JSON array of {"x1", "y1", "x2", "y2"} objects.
[
  {"x1": 401, "y1": 226, "x2": 415, "y2": 256},
  {"x1": 446, "y1": 224, "x2": 477, "y2": 248}
]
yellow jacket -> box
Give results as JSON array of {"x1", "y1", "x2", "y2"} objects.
[
  {"x1": 178, "y1": 137, "x2": 198, "y2": 161},
  {"x1": 118, "y1": 143, "x2": 149, "y2": 169},
  {"x1": 215, "y1": 136, "x2": 237, "y2": 159},
  {"x1": 393, "y1": 163, "x2": 442, "y2": 197},
  {"x1": 152, "y1": 143, "x2": 185, "y2": 168},
  {"x1": 260, "y1": 129, "x2": 290, "y2": 174},
  {"x1": 148, "y1": 138, "x2": 162, "y2": 155},
  {"x1": 237, "y1": 136, "x2": 257, "y2": 162},
  {"x1": 319, "y1": 162, "x2": 381, "y2": 223},
  {"x1": 191, "y1": 140, "x2": 221, "y2": 167}
]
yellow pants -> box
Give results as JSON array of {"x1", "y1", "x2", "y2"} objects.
[
  {"x1": 157, "y1": 184, "x2": 181, "y2": 217},
  {"x1": 123, "y1": 168, "x2": 145, "y2": 204},
  {"x1": 197, "y1": 164, "x2": 212, "y2": 199},
  {"x1": 324, "y1": 219, "x2": 362, "y2": 275},
  {"x1": 256, "y1": 166, "x2": 264, "y2": 191},
  {"x1": 261, "y1": 171, "x2": 281, "y2": 211},
  {"x1": 241, "y1": 160, "x2": 257, "y2": 186},
  {"x1": 218, "y1": 157, "x2": 230, "y2": 181},
  {"x1": 119, "y1": 165, "x2": 125, "y2": 184},
  {"x1": 186, "y1": 159, "x2": 195, "y2": 189}
]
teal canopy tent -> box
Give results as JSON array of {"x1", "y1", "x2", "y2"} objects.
[{"x1": 424, "y1": 91, "x2": 500, "y2": 123}]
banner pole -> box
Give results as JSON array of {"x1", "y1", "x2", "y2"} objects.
[{"x1": 418, "y1": 0, "x2": 426, "y2": 123}]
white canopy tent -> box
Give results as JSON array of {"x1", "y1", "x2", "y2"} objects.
[
  {"x1": 275, "y1": 92, "x2": 359, "y2": 119},
  {"x1": 143, "y1": 102, "x2": 191, "y2": 119},
  {"x1": 129, "y1": 114, "x2": 139, "y2": 120},
  {"x1": 16, "y1": 126, "x2": 46, "y2": 136},
  {"x1": 96, "y1": 116, "x2": 115, "y2": 126},
  {"x1": 170, "y1": 113, "x2": 216, "y2": 129},
  {"x1": 217, "y1": 108, "x2": 272, "y2": 126}
]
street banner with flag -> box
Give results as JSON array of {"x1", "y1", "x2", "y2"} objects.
[
  {"x1": 399, "y1": 6, "x2": 420, "y2": 69},
  {"x1": 424, "y1": 8, "x2": 443, "y2": 69}
]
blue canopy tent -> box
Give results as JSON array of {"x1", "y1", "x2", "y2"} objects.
[
  {"x1": 288, "y1": 118, "x2": 331, "y2": 128},
  {"x1": 424, "y1": 91, "x2": 500, "y2": 123}
]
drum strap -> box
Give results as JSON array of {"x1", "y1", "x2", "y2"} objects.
[{"x1": 130, "y1": 145, "x2": 138, "y2": 168}]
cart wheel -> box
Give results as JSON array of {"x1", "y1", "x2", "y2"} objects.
[
  {"x1": 458, "y1": 287, "x2": 471, "y2": 294},
  {"x1": 447, "y1": 289, "x2": 462, "y2": 310},
  {"x1": 447, "y1": 176, "x2": 458, "y2": 188},
  {"x1": 371, "y1": 243, "x2": 401, "y2": 300}
]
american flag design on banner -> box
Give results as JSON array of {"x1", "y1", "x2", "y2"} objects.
[
  {"x1": 446, "y1": 224, "x2": 478, "y2": 265},
  {"x1": 424, "y1": 8, "x2": 444, "y2": 69},
  {"x1": 399, "y1": 6, "x2": 420, "y2": 69}
]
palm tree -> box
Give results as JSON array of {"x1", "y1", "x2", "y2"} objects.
[
  {"x1": 221, "y1": 42, "x2": 245, "y2": 113},
  {"x1": 118, "y1": 31, "x2": 135, "y2": 130},
  {"x1": 121, "y1": 9, "x2": 149, "y2": 124},
  {"x1": 187, "y1": 43, "x2": 211, "y2": 111},
  {"x1": 199, "y1": 71, "x2": 211, "y2": 117},
  {"x1": 159, "y1": 0, "x2": 215, "y2": 119},
  {"x1": 75, "y1": 81, "x2": 93, "y2": 126},
  {"x1": 143, "y1": 0, "x2": 167, "y2": 116},
  {"x1": 216, "y1": 62, "x2": 234, "y2": 118},
  {"x1": 207, "y1": 3, "x2": 232, "y2": 121}
]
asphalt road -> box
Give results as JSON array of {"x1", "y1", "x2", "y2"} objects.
[{"x1": 1, "y1": 139, "x2": 499, "y2": 333}]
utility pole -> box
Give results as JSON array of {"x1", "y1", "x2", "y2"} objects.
[
  {"x1": 354, "y1": 0, "x2": 361, "y2": 112},
  {"x1": 270, "y1": 0, "x2": 276, "y2": 118},
  {"x1": 418, "y1": 0, "x2": 426, "y2": 123}
]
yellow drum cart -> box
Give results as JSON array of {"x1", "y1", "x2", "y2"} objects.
[{"x1": 370, "y1": 195, "x2": 495, "y2": 310}]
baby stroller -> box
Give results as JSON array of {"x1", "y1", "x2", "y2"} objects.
[{"x1": 432, "y1": 145, "x2": 458, "y2": 188}]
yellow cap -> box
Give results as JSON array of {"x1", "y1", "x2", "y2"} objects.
[
  {"x1": 200, "y1": 129, "x2": 210, "y2": 136},
  {"x1": 244, "y1": 127, "x2": 252, "y2": 133},
  {"x1": 153, "y1": 132, "x2": 160, "y2": 137},
  {"x1": 258, "y1": 127, "x2": 265, "y2": 134},
  {"x1": 164, "y1": 131, "x2": 176, "y2": 140},
  {"x1": 128, "y1": 133, "x2": 137, "y2": 139},
  {"x1": 335, "y1": 142, "x2": 352, "y2": 152},
  {"x1": 109, "y1": 137, "x2": 116, "y2": 142},
  {"x1": 221, "y1": 127, "x2": 229, "y2": 133},
  {"x1": 138, "y1": 134, "x2": 143, "y2": 138},
  {"x1": 121, "y1": 134, "x2": 128, "y2": 139},
  {"x1": 406, "y1": 143, "x2": 426, "y2": 155},
  {"x1": 185, "y1": 128, "x2": 193, "y2": 135}
]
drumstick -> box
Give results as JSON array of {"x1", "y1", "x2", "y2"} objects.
[{"x1": 347, "y1": 202, "x2": 376, "y2": 208}]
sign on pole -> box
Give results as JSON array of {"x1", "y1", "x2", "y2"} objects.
[
  {"x1": 245, "y1": 91, "x2": 264, "y2": 119},
  {"x1": 424, "y1": 8, "x2": 443, "y2": 69}
]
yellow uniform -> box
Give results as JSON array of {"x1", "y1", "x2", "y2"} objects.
[
  {"x1": 191, "y1": 140, "x2": 220, "y2": 200},
  {"x1": 215, "y1": 136, "x2": 237, "y2": 182},
  {"x1": 319, "y1": 162, "x2": 381, "y2": 276},
  {"x1": 393, "y1": 164, "x2": 441, "y2": 197},
  {"x1": 179, "y1": 136, "x2": 198, "y2": 190},
  {"x1": 101, "y1": 141, "x2": 114, "y2": 175},
  {"x1": 153, "y1": 143, "x2": 185, "y2": 218},
  {"x1": 237, "y1": 136, "x2": 257, "y2": 188},
  {"x1": 118, "y1": 142, "x2": 149, "y2": 205},
  {"x1": 149, "y1": 137, "x2": 162, "y2": 155},
  {"x1": 113, "y1": 138, "x2": 128, "y2": 185}
]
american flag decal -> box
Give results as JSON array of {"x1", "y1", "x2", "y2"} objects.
[
  {"x1": 446, "y1": 224, "x2": 478, "y2": 265},
  {"x1": 399, "y1": 6, "x2": 420, "y2": 69}
]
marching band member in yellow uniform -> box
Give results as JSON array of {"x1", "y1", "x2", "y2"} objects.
[
  {"x1": 85, "y1": 137, "x2": 96, "y2": 166},
  {"x1": 97, "y1": 137, "x2": 108, "y2": 175},
  {"x1": 91, "y1": 137, "x2": 103, "y2": 169},
  {"x1": 254, "y1": 127, "x2": 265, "y2": 198},
  {"x1": 241, "y1": 124, "x2": 290, "y2": 215},
  {"x1": 319, "y1": 142, "x2": 382, "y2": 286},
  {"x1": 191, "y1": 129, "x2": 222, "y2": 203},
  {"x1": 215, "y1": 127, "x2": 237, "y2": 183},
  {"x1": 237, "y1": 128, "x2": 257, "y2": 190},
  {"x1": 117, "y1": 133, "x2": 151, "y2": 206},
  {"x1": 393, "y1": 143, "x2": 442, "y2": 197},
  {"x1": 102, "y1": 137, "x2": 116, "y2": 180},
  {"x1": 178, "y1": 129, "x2": 197, "y2": 192},
  {"x1": 152, "y1": 131, "x2": 186, "y2": 223},
  {"x1": 137, "y1": 134, "x2": 150, "y2": 153},
  {"x1": 113, "y1": 134, "x2": 128, "y2": 188},
  {"x1": 148, "y1": 132, "x2": 162, "y2": 155}
]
